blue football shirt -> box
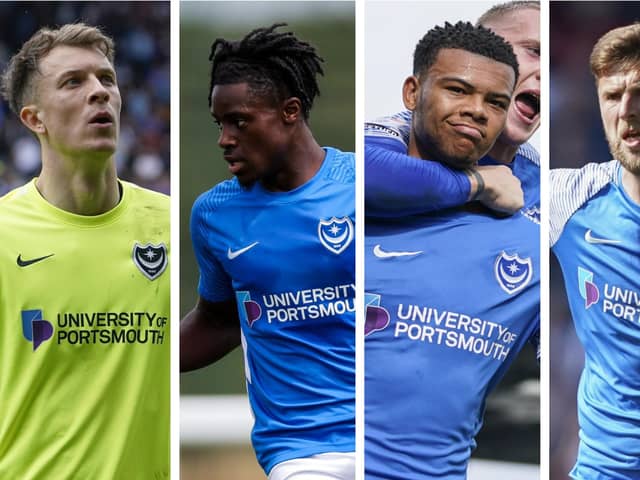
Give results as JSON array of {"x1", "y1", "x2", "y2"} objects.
[
  {"x1": 364, "y1": 117, "x2": 540, "y2": 479},
  {"x1": 551, "y1": 160, "x2": 640, "y2": 479},
  {"x1": 190, "y1": 147, "x2": 355, "y2": 474}
]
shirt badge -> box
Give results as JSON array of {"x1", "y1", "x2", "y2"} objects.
[
  {"x1": 494, "y1": 251, "x2": 533, "y2": 294},
  {"x1": 318, "y1": 216, "x2": 354, "y2": 254}
]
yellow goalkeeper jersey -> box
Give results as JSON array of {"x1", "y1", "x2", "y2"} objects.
[{"x1": 0, "y1": 179, "x2": 170, "y2": 479}]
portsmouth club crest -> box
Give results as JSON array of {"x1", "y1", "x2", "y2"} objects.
[
  {"x1": 494, "y1": 251, "x2": 533, "y2": 295},
  {"x1": 318, "y1": 216, "x2": 354, "y2": 254},
  {"x1": 133, "y1": 243, "x2": 168, "y2": 280}
]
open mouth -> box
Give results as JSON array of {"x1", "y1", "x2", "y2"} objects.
[
  {"x1": 622, "y1": 128, "x2": 640, "y2": 146},
  {"x1": 514, "y1": 91, "x2": 540, "y2": 121},
  {"x1": 89, "y1": 112, "x2": 113, "y2": 125},
  {"x1": 224, "y1": 155, "x2": 244, "y2": 175}
]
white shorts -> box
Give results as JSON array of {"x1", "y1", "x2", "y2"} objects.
[{"x1": 268, "y1": 452, "x2": 355, "y2": 480}]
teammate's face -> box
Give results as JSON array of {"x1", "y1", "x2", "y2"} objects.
[
  {"x1": 405, "y1": 48, "x2": 515, "y2": 168},
  {"x1": 484, "y1": 8, "x2": 540, "y2": 146},
  {"x1": 25, "y1": 45, "x2": 121, "y2": 160},
  {"x1": 598, "y1": 67, "x2": 640, "y2": 174},
  {"x1": 211, "y1": 82, "x2": 289, "y2": 187}
]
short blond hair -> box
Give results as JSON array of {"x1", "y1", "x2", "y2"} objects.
[
  {"x1": 1, "y1": 23, "x2": 115, "y2": 115},
  {"x1": 590, "y1": 23, "x2": 640, "y2": 81},
  {"x1": 476, "y1": 1, "x2": 540, "y2": 27}
]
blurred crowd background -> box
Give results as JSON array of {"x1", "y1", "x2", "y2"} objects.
[
  {"x1": 0, "y1": 2, "x2": 170, "y2": 196},
  {"x1": 550, "y1": 2, "x2": 638, "y2": 479}
]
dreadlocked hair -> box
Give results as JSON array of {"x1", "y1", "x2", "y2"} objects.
[
  {"x1": 413, "y1": 21, "x2": 519, "y2": 83},
  {"x1": 208, "y1": 23, "x2": 324, "y2": 120}
]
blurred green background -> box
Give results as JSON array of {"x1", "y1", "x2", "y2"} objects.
[
  {"x1": 180, "y1": 5, "x2": 354, "y2": 477},
  {"x1": 180, "y1": 1, "x2": 354, "y2": 396}
]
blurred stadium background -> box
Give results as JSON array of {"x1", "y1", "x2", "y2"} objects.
[
  {"x1": 0, "y1": 2, "x2": 170, "y2": 196},
  {"x1": 549, "y1": 2, "x2": 640, "y2": 479},
  {"x1": 179, "y1": 2, "x2": 354, "y2": 479}
]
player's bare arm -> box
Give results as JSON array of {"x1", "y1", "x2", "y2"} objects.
[
  {"x1": 180, "y1": 297, "x2": 241, "y2": 372},
  {"x1": 467, "y1": 164, "x2": 524, "y2": 213}
]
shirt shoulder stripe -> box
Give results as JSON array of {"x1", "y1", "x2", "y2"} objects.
[{"x1": 550, "y1": 160, "x2": 618, "y2": 246}]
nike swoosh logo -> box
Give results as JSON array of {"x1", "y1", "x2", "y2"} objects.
[
  {"x1": 227, "y1": 242, "x2": 259, "y2": 260},
  {"x1": 17, "y1": 253, "x2": 55, "y2": 267},
  {"x1": 373, "y1": 244, "x2": 423, "y2": 258},
  {"x1": 584, "y1": 229, "x2": 622, "y2": 245}
]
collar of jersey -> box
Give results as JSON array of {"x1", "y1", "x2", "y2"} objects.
[
  {"x1": 28, "y1": 178, "x2": 129, "y2": 227},
  {"x1": 250, "y1": 147, "x2": 335, "y2": 202},
  {"x1": 615, "y1": 161, "x2": 640, "y2": 217},
  {"x1": 479, "y1": 143, "x2": 539, "y2": 169}
]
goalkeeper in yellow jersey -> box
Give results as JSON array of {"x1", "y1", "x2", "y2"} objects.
[{"x1": 0, "y1": 23, "x2": 169, "y2": 479}]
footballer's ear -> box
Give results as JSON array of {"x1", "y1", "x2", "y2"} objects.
[
  {"x1": 20, "y1": 105, "x2": 45, "y2": 135},
  {"x1": 282, "y1": 97, "x2": 302, "y2": 124},
  {"x1": 402, "y1": 76, "x2": 420, "y2": 112}
]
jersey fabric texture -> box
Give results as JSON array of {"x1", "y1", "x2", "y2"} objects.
[
  {"x1": 551, "y1": 160, "x2": 640, "y2": 480},
  {"x1": 191, "y1": 147, "x2": 355, "y2": 474},
  {"x1": 0, "y1": 180, "x2": 170, "y2": 479},
  {"x1": 364, "y1": 117, "x2": 540, "y2": 479},
  {"x1": 365, "y1": 110, "x2": 471, "y2": 216}
]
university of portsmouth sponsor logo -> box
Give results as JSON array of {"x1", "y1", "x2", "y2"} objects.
[
  {"x1": 132, "y1": 242, "x2": 168, "y2": 280},
  {"x1": 494, "y1": 251, "x2": 533, "y2": 295},
  {"x1": 55, "y1": 312, "x2": 167, "y2": 345},
  {"x1": 261, "y1": 284, "x2": 355, "y2": 323},
  {"x1": 21, "y1": 309, "x2": 54, "y2": 351},
  {"x1": 578, "y1": 266, "x2": 599, "y2": 309},
  {"x1": 236, "y1": 291, "x2": 262, "y2": 327},
  {"x1": 20, "y1": 310, "x2": 168, "y2": 347},
  {"x1": 318, "y1": 217, "x2": 354, "y2": 254},
  {"x1": 391, "y1": 304, "x2": 517, "y2": 361},
  {"x1": 579, "y1": 265, "x2": 640, "y2": 324},
  {"x1": 233, "y1": 286, "x2": 356, "y2": 327},
  {"x1": 365, "y1": 293, "x2": 390, "y2": 336}
]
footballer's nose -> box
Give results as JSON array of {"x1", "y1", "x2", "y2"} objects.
[
  {"x1": 88, "y1": 76, "x2": 110, "y2": 104},
  {"x1": 620, "y1": 90, "x2": 640, "y2": 122},
  {"x1": 217, "y1": 127, "x2": 236, "y2": 149},
  {"x1": 461, "y1": 94, "x2": 489, "y2": 123}
]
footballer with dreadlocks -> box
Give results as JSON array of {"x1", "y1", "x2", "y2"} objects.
[{"x1": 181, "y1": 24, "x2": 355, "y2": 479}]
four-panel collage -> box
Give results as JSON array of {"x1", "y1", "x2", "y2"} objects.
[{"x1": 1, "y1": 1, "x2": 639, "y2": 479}]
